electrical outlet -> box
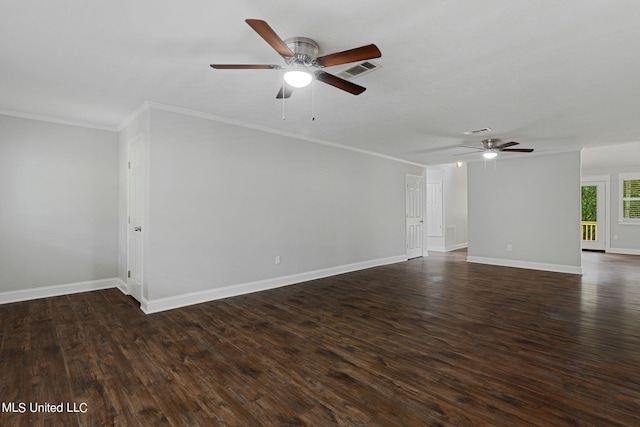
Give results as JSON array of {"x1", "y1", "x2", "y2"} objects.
[
  {"x1": 507, "y1": 244, "x2": 513, "y2": 251},
  {"x1": 275, "y1": 256, "x2": 281, "y2": 265}
]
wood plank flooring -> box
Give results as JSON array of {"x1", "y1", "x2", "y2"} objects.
[{"x1": 1, "y1": 250, "x2": 639, "y2": 426}]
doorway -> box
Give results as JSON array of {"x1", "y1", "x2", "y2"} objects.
[
  {"x1": 581, "y1": 180, "x2": 606, "y2": 251},
  {"x1": 426, "y1": 180, "x2": 443, "y2": 238}
]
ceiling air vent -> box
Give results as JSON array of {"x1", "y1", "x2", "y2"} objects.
[
  {"x1": 335, "y1": 61, "x2": 381, "y2": 80},
  {"x1": 462, "y1": 127, "x2": 492, "y2": 136}
]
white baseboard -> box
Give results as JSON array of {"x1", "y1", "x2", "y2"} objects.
[
  {"x1": 0, "y1": 277, "x2": 124, "y2": 305},
  {"x1": 141, "y1": 255, "x2": 408, "y2": 314},
  {"x1": 466, "y1": 256, "x2": 583, "y2": 275},
  {"x1": 448, "y1": 243, "x2": 468, "y2": 252},
  {"x1": 606, "y1": 247, "x2": 640, "y2": 255},
  {"x1": 427, "y1": 243, "x2": 468, "y2": 253},
  {"x1": 116, "y1": 278, "x2": 130, "y2": 295}
]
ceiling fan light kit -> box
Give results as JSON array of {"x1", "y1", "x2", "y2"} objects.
[
  {"x1": 283, "y1": 69, "x2": 312, "y2": 88},
  {"x1": 483, "y1": 151, "x2": 498, "y2": 159}
]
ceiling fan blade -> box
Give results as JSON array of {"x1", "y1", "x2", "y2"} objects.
[
  {"x1": 245, "y1": 19, "x2": 294, "y2": 57},
  {"x1": 210, "y1": 64, "x2": 281, "y2": 69},
  {"x1": 454, "y1": 150, "x2": 484, "y2": 156},
  {"x1": 276, "y1": 83, "x2": 294, "y2": 99},
  {"x1": 316, "y1": 44, "x2": 381, "y2": 67},
  {"x1": 497, "y1": 141, "x2": 520, "y2": 149},
  {"x1": 315, "y1": 71, "x2": 366, "y2": 95},
  {"x1": 501, "y1": 148, "x2": 534, "y2": 152}
]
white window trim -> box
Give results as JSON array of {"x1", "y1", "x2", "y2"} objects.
[{"x1": 618, "y1": 172, "x2": 640, "y2": 225}]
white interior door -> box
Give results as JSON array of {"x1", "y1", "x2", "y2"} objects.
[
  {"x1": 581, "y1": 181, "x2": 605, "y2": 251},
  {"x1": 406, "y1": 175, "x2": 424, "y2": 259},
  {"x1": 426, "y1": 181, "x2": 443, "y2": 237},
  {"x1": 128, "y1": 136, "x2": 144, "y2": 301}
]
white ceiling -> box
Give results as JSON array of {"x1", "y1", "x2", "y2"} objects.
[{"x1": 2, "y1": 0, "x2": 640, "y2": 165}]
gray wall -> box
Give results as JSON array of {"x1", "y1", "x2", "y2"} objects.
[
  {"x1": 142, "y1": 108, "x2": 424, "y2": 300},
  {"x1": 467, "y1": 151, "x2": 582, "y2": 272},
  {"x1": 0, "y1": 115, "x2": 119, "y2": 291}
]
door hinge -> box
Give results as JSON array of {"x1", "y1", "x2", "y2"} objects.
[
  {"x1": 128, "y1": 216, "x2": 131, "y2": 224},
  {"x1": 127, "y1": 270, "x2": 131, "y2": 278},
  {"x1": 128, "y1": 161, "x2": 131, "y2": 169}
]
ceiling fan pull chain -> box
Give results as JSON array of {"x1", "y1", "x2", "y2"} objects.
[
  {"x1": 311, "y1": 79, "x2": 316, "y2": 121},
  {"x1": 282, "y1": 73, "x2": 286, "y2": 120}
]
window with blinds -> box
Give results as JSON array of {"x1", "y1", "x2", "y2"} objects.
[{"x1": 620, "y1": 173, "x2": 640, "y2": 223}]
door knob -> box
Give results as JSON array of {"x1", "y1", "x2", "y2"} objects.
[{"x1": 134, "y1": 226, "x2": 142, "y2": 232}]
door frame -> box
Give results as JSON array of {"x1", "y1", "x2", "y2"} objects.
[{"x1": 581, "y1": 175, "x2": 610, "y2": 251}]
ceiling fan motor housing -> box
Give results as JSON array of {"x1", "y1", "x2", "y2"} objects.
[
  {"x1": 482, "y1": 138, "x2": 501, "y2": 150},
  {"x1": 284, "y1": 37, "x2": 320, "y2": 66}
]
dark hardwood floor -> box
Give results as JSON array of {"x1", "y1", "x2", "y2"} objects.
[{"x1": 1, "y1": 250, "x2": 639, "y2": 426}]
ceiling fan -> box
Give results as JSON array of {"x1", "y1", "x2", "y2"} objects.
[
  {"x1": 457, "y1": 138, "x2": 534, "y2": 159},
  {"x1": 210, "y1": 19, "x2": 381, "y2": 98}
]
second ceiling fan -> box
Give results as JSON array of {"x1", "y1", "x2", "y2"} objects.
[
  {"x1": 457, "y1": 138, "x2": 534, "y2": 159},
  {"x1": 210, "y1": 19, "x2": 381, "y2": 98}
]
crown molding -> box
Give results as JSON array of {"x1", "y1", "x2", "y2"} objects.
[
  {"x1": 0, "y1": 109, "x2": 117, "y2": 132},
  {"x1": 132, "y1": 101, "x2": 426, "y2": 168},
  {"x1": 117, "y1": 101, "x2": 152, "y2": 132}
]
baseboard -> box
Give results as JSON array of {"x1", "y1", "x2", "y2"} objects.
[
  {"x1": 448, "y1": 243, "x2": 468, "y2": 252},
  {"x1": 427, "y1": 243, "x2": 468, "y2": 253},
  {"x1": 606, "y1": 247, "x2": 640, "y2": 255},
  {"x1": 466, "y1": 256, "x2": 583, "y2": 275},
  {"x1": 141, "y1": 255, "x2": 408, "y2": 314},
  {"x1": 0, "y1": 277, "x2": 124, "y2": 305},
  {"x1": 116, "y1": 278, "x2": 130, "y2": 295}
]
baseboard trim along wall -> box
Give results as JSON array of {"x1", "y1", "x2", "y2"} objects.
[
  {"x1": 606, "y1": 247, "x2": 640, "y2": 256},
  {"x1": 466, "y1": 256, "x2": 583, "y2": 275},
  {"x1": 116, "y1": 279, "x2": 129, "y2": 295},
  {"x1": 427, "y1": 243, "x2": 468, "y2": 252},
  {"x1": 448, "y1": 243, "x2": 469, "y2": 252},
  {"x1": 0, "y1": 278, "x2": 124, "y2": 305},
  {"x1": 141, "y1": 255, "x2": 408, "y2": 314}
]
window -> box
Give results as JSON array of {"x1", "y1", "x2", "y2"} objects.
[{"x1": 619, "y1": 172, "x2": 640, "y2": 224}]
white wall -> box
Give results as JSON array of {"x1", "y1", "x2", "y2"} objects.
[
  {"x1": 582, "y1": 143, "x2": 640, "y2": 254},
  {"x1": 467, "y1": 151, "x2": 582, "y2": 273},
  {"x1": 0, "y1": 115, "x2": 119, "y2": 293},
  {"x1": 426, "y1": 163, "x2": 468, "y2": 251},
  {"x1": 136, "y1": 107, "x2": 423, "y2": 305}
]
